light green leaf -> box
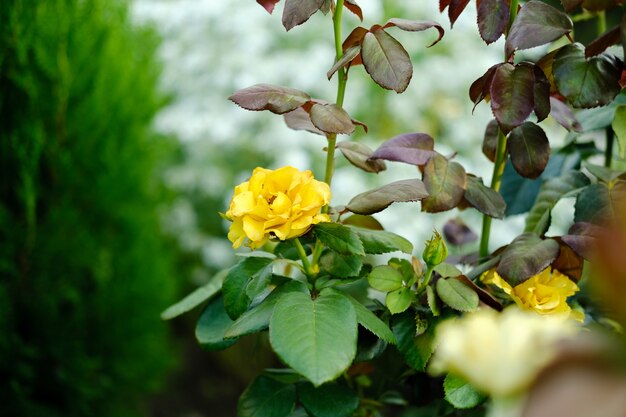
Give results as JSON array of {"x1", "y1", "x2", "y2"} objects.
[
  {"x1": 612, "y1": 105, "x2": 626, "y2": 158},
  {"x1": 237, "y1": 375, "x2": 296, "y2": 417},
  {"x1": 426, "y1": 285, "x2": 440, "y2": 317},
  {"x1": 313, "y1": 222, "x2": 365, "y2": 256},
  {"x1": 319, "y1": 251, "x2": 363, "y2": 278},
  {"x1": 434, "y1": 263, "x2": 463, "y2": 278},
  {"x1": 223, "y1": 257, "x2": 274, "y2": 320},
  {"x1": 524, "y1": 171, "x2": 589, "y2": 235},
  {"x1": 270, "y1": 292, "x2": 357, "y2": 386},
  {"x1": 386, "y1": 287, "x2": 414, "y2": 314},
  {"x1": 298, "y1": 382, "x2": 359, "y2": 417},
  {"x1": 392, "y1": 311, "x2": 437, "y2": 371},
  {"x1": 435, "y1": 278, "x2": 478, "y2": 312},
  {"x1": 195, "y1": 296, "x2": 238, "y2": 351},
  {"x1": 161, "y1": 269, "x2": 227, "y2": 320},
  {"x1": 349, "y1": 226, "x2": 413, "y2": 254},
  {"x1": 444, "y1": 374, "x2": 487, "y2": 409},
  {"x1": 225, "y1": 280, "x2": 309, "y2": 339},
  {"x1": 368, "y1": 265, "x2": 404, "y2": 292}
]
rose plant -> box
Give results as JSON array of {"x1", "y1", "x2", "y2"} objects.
[{"x1": 162, "y1": 1, "x2": 626, "y2": 416}]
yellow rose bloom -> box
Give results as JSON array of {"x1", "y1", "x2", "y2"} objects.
[
  {"x1": 225, "y1": 166, "x2": 331, "y2": 249},
  {"x1": 482, "y1": 268, "x2": 583, "y2": 322},
  {"x1": 430, "y1": 307, "x2": 578, "y2": 398}
]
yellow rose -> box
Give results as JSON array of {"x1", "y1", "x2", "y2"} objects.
[
  {"x1": 430, "y1": 307, "x2": 578, "y2": 398},
  {"x1": 482, "y1": 268, "x2": 583, "y2": 322},
  {"x1": 225, "y1": 166, "x2": 331, "y2": 249}
]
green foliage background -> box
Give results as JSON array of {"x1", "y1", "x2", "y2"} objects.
[{"x1": 0, "y1": 0, "x2": 180, "y2": 415}]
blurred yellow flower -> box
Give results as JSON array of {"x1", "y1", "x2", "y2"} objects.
[
  {"x1": 482, "y1": 268, "x2": 583, "y2": 322},
  {"x1": 430, "y1": 307, "x2": 578, "y2": 398},
  {"x1": 225, "y1": 166, "x2": 331, "y2": 249}
]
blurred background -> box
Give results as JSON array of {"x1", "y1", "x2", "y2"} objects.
[{"x1": 0, "y1": 1, "x2": 576, "y2": 416}]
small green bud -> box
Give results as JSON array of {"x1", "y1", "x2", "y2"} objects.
[{"x1": 422, "y1": 230, "x2": 448, "y2": 267}]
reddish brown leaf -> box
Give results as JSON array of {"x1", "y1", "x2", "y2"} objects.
[
  {"x1": 482, "y1": 119, "x2": 500, "y2": 162},
  {"x1": 490, "y1": 63, "x2": 535, "y2": 132},
  {"x1": 508, "y1": 122, "x2": 550, "y2": 179},
  {"x1": 343, "y1": 26, "x2": 369, "y2": 50},
  {"x1": 344, "y1": 0, "x2": 363, "y2": 21},
  {"x1": 469, "y1": 64, "x2": 500, "y2": 110},
  {"x1": 361, "y1": 29, "x2": 412, "y2": 93},
  {"x1": 448, "y1": 0, "x2": 470, "y2": 27},
  {"x1": 229, "y1": 84, "x2": 311, "y2": 114},
  {"x1": 369, "y1": 133, "x2": 436, "y2": 166},
  {"x1": 443, "y1": 218, "x2": 478, "y2": 246},
  {"x1": 440, "y1": 0, "x2": 452, "y2": 12},
  {"x1": 256, "y1": 0, "x2": 280, "y2": 13},
  {"x1": 552, "y1": 238, "x2": 584, "y2": 282},
  {"x1": 585, "y1": 26, "x2": 620, "y2": 58},
  {"x1": 477, "y1": 0, "x2": 509, "y2": 44},
  {"x1": 282, "y1": 0, "x2": 325, "y2": 31},
  {"x1": 533, "y1": 65, "x2": 551, "y2": 122}
]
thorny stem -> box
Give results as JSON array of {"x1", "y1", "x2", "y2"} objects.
[{"x1": 479, "y1": 0, "x2": 518, "y2": 258}]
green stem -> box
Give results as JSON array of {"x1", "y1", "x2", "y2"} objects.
[
  {"x1": 508, "y1": 0, "x2": 519, "y2": 33},
  {"x1": 605, "y1": 127, "x2": 614, "y2": 168},
  {"x1": 597, "y1": 11, "x2": 607, "y2": 35},
  {"x1": 417, "y1": 265, "x2": 435, "y2": 294},
  {"x1": 294, "y1": 238, "x2": 312, "y2": 278}
]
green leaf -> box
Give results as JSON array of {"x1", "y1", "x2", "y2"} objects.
[
  {"x1": 392, "y1": 311, "x2": 437, "y2": 371},
  {"x1": 554, "y1": 43, "x2": 621, "y2": 108},
  {"x1": 421, "y1": 155, "x2": 467, "y2": 213},
  {"x1": 386, "y1": 287, "x2": 414, "y2": 314},
  {"x1": 349, "y1": 226, "x2": 413, "y2": 254},
  {"x1": 229, "y1": 84, "x2": 311, "y2": 114},
  {"x1": 195, "y1": 296, "x2": 238, "y2": 351},
  {"x1": 361, "y1": 29, "x2": 412, "y2": 93},
  {"x1": 342, "y1": 214, "x2": 383, "y2": 230},
  {"x1": 319, "y1": 251, "x2": 364, "y2": 278},
  {"x1": 525, "y1": 171, "x2": 590, "y2": 235},
  {"x1": 443, "y1": 374, "x2": 487, "y2": 409},
  {"x1": 490, "y1": 63, "x2": 535, "y2": 132},
  {"x1": 583, "y1": 162, "x2": 624, "y2": 183},
  {"x1": 477, "y1": 0, "x2": 509, "y2": 44},
  {"x1": 238, "y1": 375, "x2": 297, "y2": 417},
  {"x1": 225, "y1": 280, "x2": 309, "y2": 339},
  {"x1": 434, "y1": 263, "x2": 463, "y2": 278},
  {"x1": 282, "y1": 0, "x2": 325, "y2": 31},
  {"x1": 314, "y1": 222, "x2": 365, "y2": 256},
  {"x1": 612, "y1": 105, "x2": 626, "y2": 159},
  {"x1": 463, "y1": 174, "x2": 506, "y2": 219},
  {"x1": 270, "y1": 291, "x2": 357, "y2": 386},
  {"x1": 338, "y1": 292, "x2": 396, "y2": 344},
  {"x1": 508, "y1": 122, "x2": 550, "y2": 179},
  {"x1": 309, "y1": 103, "x2": 355, "y2": 135},
  {"x1": 435, "y1": 278, "x2": 479, "y2": 312},
  {"x1": 496, "y1": 233, "x2": 560, "y2": 285},
  {"x1": 223, "y1": 257, "x2": 274, "y2": 320},
  {"x1": 346, "y1": 179, "x2": 429, "y2": 215},
  {"x1": 336, "y1": 141, "x2": 386, "y2": 173},
  {"x1": 426, "y1": 285, "x2": 440, "y2": 317},
  {"x1": 505, "y1": 1, "x2": 572, "y2": 58},
  {"x1": 368, "y1": 265, "x2": 404, "y2": 292},
  {"x1": 574, "y1": 181, "x2": 626, "y2": 224},
  {"x1": 298, "y1": 382, "x2": 359, "y2": 417},
  {"x1": 161, "y1": 269, "x2": 227, "y2": 320}
]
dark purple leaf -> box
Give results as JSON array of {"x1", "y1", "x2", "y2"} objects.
[
  {"x1": 464, "y1": 174, "x2": 506, "y2": 219},
  {"x1": 309, "y1": 103, "x2": 355, "y2": 134},
  {"x1": 443, "y1": 218, "x2": 478, "y2": 246},
  {"x1": 496, "y1": 233, "x2": 560, "y2": 285},
  {"x1": 257, "y1": 0, "x2": 280, "y2": 13},
  {"x1": 283, "y1": 107, "x2": 324, "y2": 135},
  {"x1": 549, "y1": 97, "x2": 582, "y2": 132},
  {"x1": 346, "y1": 179, "x2": 429, "y2": 215},
  {"x1": 282, "y1": 0, "x2": 325, "y2": 31},
  {"x1": 327, "y1": 45, "x2": 361, "y2": 80},
  {"x1": 448, "y1": 0, "x2": 470, "y2": 27},
  {"x1": 533, "y1": 65, "x2": 551, "y2": 122},
  {"x1": 229, "y1": 84, "x2": 311, "y2": 114},
  {"x1": 508, "y1": 122, "x2": 550, "y2": 179},
  {"x1": 337, "y1": 141, "x2": 387, "y2": 173},
  {"x1": 361, "y1": 29, "x2": 412, "y2": 93},
  {"x1": 345, "y1": 0, "x2": 363, "y2": 21},
  {"x1": 382, "y1": 19, "x2": 445, "y2": 47},
  {"x1": 562, "y1": 222, "x2": 604, "y2": 259},
  {"x1": 477, "y1": 0, "x2": 509, "y2": 44},
  {"x1": 421, "y1": 154, "x2": 467, "y2": 213},
  {"x1": 553, "y1": 43, "x2": 622, "y2": 108},
  {"x1": 469, "y1": 64, "x2": 500, "y2": 110},
  {"x1": 369, "y1": 133, "x2": 436, "y2": 166},
  {"x1": 505, "y1": 1, "x2": 573, "y2": 58},
  {"x1": 586, "y1": 26, "x2": 620, "y2": 58},
  {"x1": 490, "y1": 63, "x2": 535, "y2": 132},
  {"x1": 482, "y1": 119, "x2": 500, "y2": 162},
  {"x1": 552, "y1": 237, "x2": 584, "y2": 282}
]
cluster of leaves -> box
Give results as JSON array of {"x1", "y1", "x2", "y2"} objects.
[{"x1": 166, "y1": 0, "x2": 626, "y2": 416}]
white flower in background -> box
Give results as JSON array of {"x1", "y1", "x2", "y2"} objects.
[{"x1": 430, "y1": 307, "x2": 579, "y2": 398}]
